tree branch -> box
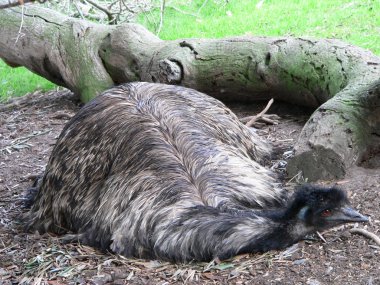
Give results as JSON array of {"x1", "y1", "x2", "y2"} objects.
[{"x1": 84, "y1": 0, "x2": 115, "y2": 24}]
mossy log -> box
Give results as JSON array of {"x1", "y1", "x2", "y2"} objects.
[{"x1": 0, "y1": 5, "x2": 379, "y2": 181}]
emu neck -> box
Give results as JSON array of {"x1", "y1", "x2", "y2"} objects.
[
  {"x1": 219, "y1": 196, "x2": 318, "y2": 259},
  {"x1": 235, "y1": 206, "x2": 311, "y2": 254},
  {"x1": 261, "y1": 199, "x2": 315, "y2": 243},
  {"x1": 151, "y1": 205, "x2": 309, "y2": 262}
]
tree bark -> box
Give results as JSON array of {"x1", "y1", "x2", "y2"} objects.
[{"x1": 0, "y1": 5, "x2": 379, "y2": 181}]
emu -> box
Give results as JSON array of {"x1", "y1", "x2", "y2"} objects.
[{"x1": 24, "y1": 82, "x2": 368, "y2": 262}]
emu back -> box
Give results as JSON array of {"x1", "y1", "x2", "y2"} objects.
[{"x1": 25, "y1": 82, "x2": 286, "y2": 261}]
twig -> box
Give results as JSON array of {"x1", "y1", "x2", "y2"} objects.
[
  {"x1": 197, "y1": 0, "x2": 209, "y2": 15},
  {"x1": 245, "y1": 98, "x2": 274, "y2": 127},
  {"x1": 316, "y1": 231, "x2": 327, "y2": 243},
  {"x1": 14, "y1": 2, "x2": 25, "y2": 44},
  {"x1": 156, "y1": 0, "x2": 166, "y2": 36},
  {"x1": 12, "y1": 129, "x2": 51, "y2": 143},
  {"x1": 22, "y1": 173, "x2": 41, "y2": 181},
  {"x1": 260, "y1": 116, "x2": 278, "y2": 124},
  {"x1": 166, "y1": 5, "x2": 198, "y2": 17},
  {"x1": 240, "y1": 114, "x2": 280, "y2": 124},
  {"x1": 107, "y1": 0, "x2": 119, "y2": 10},
  {"x1": 143, "y1": 4, "x2": 158, "y2": 30},
  {"x1": 0, "y1": 129, "x2": 51, "y2": 154},
  {"x1": 120, "y1": 0, "x2": 136, "y2": 14},
  {"x1": 350, "y1": 228, "x2": 380, "y2": 247},
  {"x1": 286, "y1": 170, "x2": 303, "y2": 184},
  {"x1": 0, "y1": 89, "x2": 74, "y2": 112},
  {"x1": 51, "y1": 111, "x2": 72, "y2": 120},
  {"x1": 84, "y1": 0, "x2": 115, "y2": 24},
  {"x1": 72, "y1": 1, "x2": 85, "y2": 20}
]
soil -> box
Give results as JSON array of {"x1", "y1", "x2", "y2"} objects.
[{"x1": 0, "y1": 90, "x2": 379, "y2": 285}]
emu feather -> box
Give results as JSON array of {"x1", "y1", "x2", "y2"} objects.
[{"x1": 24, "y1": 83, "x2": 367, "y2": 262}]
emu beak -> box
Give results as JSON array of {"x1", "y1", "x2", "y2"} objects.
[{"x1": 329, "y1": 207, "x2": 369, "y2": 223}]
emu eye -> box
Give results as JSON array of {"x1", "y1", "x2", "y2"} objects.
[{"x1": 321, "y1": 209, "x2": 332, "y2": 217}]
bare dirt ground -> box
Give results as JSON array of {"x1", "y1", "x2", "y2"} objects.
[{"x1": 0, "y1": 90, "x2": 379, "y2": 285}]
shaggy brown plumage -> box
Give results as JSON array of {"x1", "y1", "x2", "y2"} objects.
[{"x1": 24, "y1": 83, "x2": 367, "y2": 262}]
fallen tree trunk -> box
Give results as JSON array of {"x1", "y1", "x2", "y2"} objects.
[{"x1": 0, "y1": 5, "x2": 379, "y2": 181}]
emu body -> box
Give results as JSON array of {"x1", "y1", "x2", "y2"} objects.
[{"x1": 24, "y1": 83, "x2": 367, "y2": 262}]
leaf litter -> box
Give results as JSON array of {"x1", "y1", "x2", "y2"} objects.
[{"x1": 0, "y1": 90, "x2": 379, "y2": 284}]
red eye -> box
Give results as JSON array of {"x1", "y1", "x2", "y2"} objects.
[{"x1": 321, "y1": 209, "x2": 332, "y2": 217}]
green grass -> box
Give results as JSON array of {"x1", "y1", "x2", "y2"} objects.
[
  {"x1": 1, "y1": 0, "x2": 379, "y2": 100},
  {"x1": 0, "y1": 60, "x2": 56, "y2": 101},
  {"x1": 141, "y1": 0, "x2": 379, "y2": 52}
]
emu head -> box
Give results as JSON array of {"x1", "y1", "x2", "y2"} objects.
[{"x1": 287, "y1": 184, "x2": 368, "y2": 235}]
